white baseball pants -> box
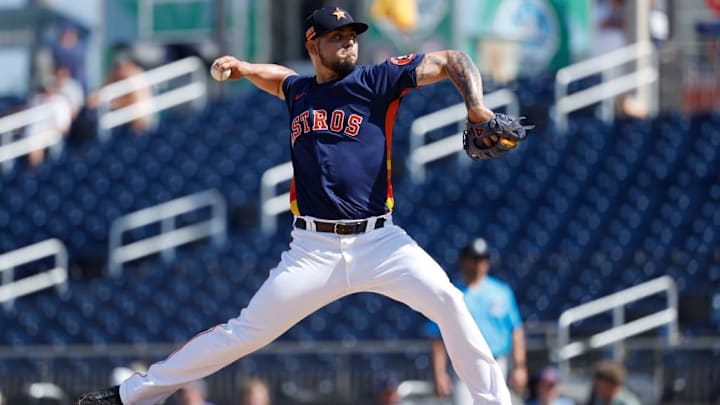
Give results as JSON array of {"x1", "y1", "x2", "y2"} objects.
[
  {"x1": 455, "y1": 357, "x2": 509, "y2": 405},
  {"x1": 120, "y1": 216, "x2": 511, "y2": 404}
]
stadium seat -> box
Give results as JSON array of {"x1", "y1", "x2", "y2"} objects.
[{"x1": 0, "y1": 86, "x2": 718, "y2": 349}]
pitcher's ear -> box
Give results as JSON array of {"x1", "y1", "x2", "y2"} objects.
[{"x1": 305, "y1": 41, "x2": 317, "y2": 56}]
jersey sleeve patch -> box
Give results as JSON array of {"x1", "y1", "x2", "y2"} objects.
[{"x1": 389, "y1": 54, "x2": 417, "y2": 66}]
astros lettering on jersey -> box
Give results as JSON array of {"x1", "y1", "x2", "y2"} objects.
[{"x1": 283, "y1": 53, "x2": 422, "y2": 220}]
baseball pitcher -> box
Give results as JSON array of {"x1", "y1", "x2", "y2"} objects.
[{"x1": 78, "y1": 6, "x2": 530, "y2": 405}]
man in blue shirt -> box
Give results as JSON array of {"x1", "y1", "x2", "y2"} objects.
[
  {"x1": 52, "y1": 24, "x2": 88, "y2": 91},
  {"x1": 426, "y1": 238, "x2": 527, "y2": 404}
]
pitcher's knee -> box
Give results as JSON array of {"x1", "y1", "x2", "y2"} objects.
[
  {"x1": 440, "y1": 284, "x2": 465, "y2": 306},
  {"x1": 426, "y1": 285, "x2": 466, "y2": 318}
]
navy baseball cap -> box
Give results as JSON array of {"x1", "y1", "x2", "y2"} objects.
[
  {"x1": 304, "y1": 6, "x2": 368, "y2": 41},
  {"x1": 461, "y1": 238, "x2": 491, "y2": 259}
]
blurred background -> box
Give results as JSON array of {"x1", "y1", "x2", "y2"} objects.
[{"x1": 0, "y1": 0, "x2": 719, "y2": 404}]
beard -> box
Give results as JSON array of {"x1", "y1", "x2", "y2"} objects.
[{"x1": 320, "y1": 53, "x2": 357, "y2": 77}]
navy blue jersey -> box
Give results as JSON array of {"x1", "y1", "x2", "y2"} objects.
[{"x1": 282, "y1": 53, "x2": 425, "y2": 220}]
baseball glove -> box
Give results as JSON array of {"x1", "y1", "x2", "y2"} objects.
[{"x1": 462, "y1": 113, "x2": 533, "y2": 160}]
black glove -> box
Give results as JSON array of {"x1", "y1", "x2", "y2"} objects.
[{"x1": 463, "y1": 113, "x2": 533, "y2": 160}]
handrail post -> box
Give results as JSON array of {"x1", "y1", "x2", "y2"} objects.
[
  {"x1": 557, "y1": 320, "x2": 570, "y2": 378},
  {"x1": 260, "y1": 176, "x2": 274, "y2": 235},
  {"x1": 55, "y1": 243, "x2": 69, "y2": 297},
  {"x1": 1, "y1": 131, "x2": 12, "y2": 173},
  {"x1": 649, "y1": 48, "x2": 660, "y2": 118},
  {"x1": 2, "y1": 267, "x2": 14, "y2": 312},
  {"x1": 211, "y1": 191, "x2": 227, "y2": 247},
  {"x1": 97, "y1": 102, "x2": 111, "y2": 142},
  {"x1": 554, "y1": 75, "x2": 568, "y2": 134},
  {"x1": 161, "y1": 217, "x2": 176, "y2": 263},
  {"x1": 260, "y1": 161, "x2": 294, "y2": 235},
  {"x1": 600, "y1": 69, "x2": 616, "y2": 125},
  {"x1": 108, "y1": 221, "x2": 122, "y2": 278},
  {"x1": 666, "y1": 280, "x2": 679, "y2": 346},
  {"x1": 192, "y1": 62, "x2": 208, "y2": 111},
  {"x1": 612, "y1": 306, "x2": 625, "y2": 360}
]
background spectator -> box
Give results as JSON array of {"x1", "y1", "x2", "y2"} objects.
[
  {"x1": 51, "y1": 23, "x2": 88, "y2": 91},
  {"x1": 373, "y1": 372, "x2": 401, "y2": 405},
  {"x1": 239, "y1": 378, "x2": 271, "y2": 405},
  {"x1": 175, "y1": 379, "x2": 215, "y2": 405},
  {"x1": 526, "y1": 366, "x2": 575, "y2": 405},
  {"x1": 592, "y1": 0, "x2": 627, "y2": 57},
  {"x1": 53, "y1": 64, "x2": 84, "y2": 119},
  {"x1": 24, "y1": 75, "x2": 73, "y2": 166},
  {"x1": 426, "y1": 237, "x2": 527, "y2": 404},
  {"x1": 588, "y1": 361, "x2": 640, "y2": 405},
  {"x1": 86, "y1": 48, "x2": 156, "y2": 135},
  {"x1": 592, "y1": 0, "x2": 648, "y2": 117},
  {"x1": 106, "y1": 53, "x2": 155, "y2": 134}
]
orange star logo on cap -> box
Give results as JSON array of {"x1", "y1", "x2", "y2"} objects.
[{"x1": 331, "y1": 7, "x2": 347, "y2": 20}]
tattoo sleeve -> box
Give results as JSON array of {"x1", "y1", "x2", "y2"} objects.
[
  {"x1": 444, "y1": 51, "x2": 484, "y2": 111},
  {"x1": 415, "y1": 54, "x2": 445, "y2": 85}
]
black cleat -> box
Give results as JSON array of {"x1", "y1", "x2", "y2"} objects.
[{"x1": 76, "y1": 386, "x2": 122, "y2": 404}]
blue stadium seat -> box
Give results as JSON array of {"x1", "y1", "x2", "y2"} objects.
[{"x1": 1, "y1": 85, "x2": 718, "y2": 349}]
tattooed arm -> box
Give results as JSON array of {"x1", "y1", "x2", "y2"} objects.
[{"x1": 414, "y1": 51, "x2": 494, "y2": 123}]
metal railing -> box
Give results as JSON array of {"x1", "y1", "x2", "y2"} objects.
[
  {"x1": 407, "y1": 89, "x2": 519, "y2": 182},
  {"x1": 107, "y1": 189, "x2": 227, "y2": 277},
  {"x1": 554, "y1": 41, "x2": 659, "y2": 133},
  {"x1": 259, "y1": 161, "x2": 294, "y2": 235},
  {"x1": 556, "y1": 276, "x2": 679, "y2": 380},
  {"x1": 0, "y1": 104, "x2": 64, "y2": 173},
  {"x1": 97, "y1": 56, "x2": 208, "y2": 140},
  {"x1": 0, "y1": 239, "x2": 68, "y2": 312}
]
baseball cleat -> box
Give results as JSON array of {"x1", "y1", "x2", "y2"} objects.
[{"x1": 76, "y1": 386, "x2": 122, "y2": 404}]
